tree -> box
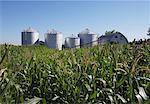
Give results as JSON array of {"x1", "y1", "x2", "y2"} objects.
[
  {"x1": 147, "y1": 28, "x2": 150, "y2": 36},
  {"x1": 105, "y1": 30, "x2": 115, "y2": 35}
]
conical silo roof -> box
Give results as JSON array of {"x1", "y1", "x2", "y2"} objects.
[
  {"x1": 66, "y1": 34, "x2": 79, "y2": 39},
  {"x1": 79, "y1": 28, "x2": 96, "y2": 35},
  {"x1": 23, "y1": 27, "x2": 38, "y2": 33},
  {"x1": 46, "y1": 29, "x2": 61, "y2": 34}
]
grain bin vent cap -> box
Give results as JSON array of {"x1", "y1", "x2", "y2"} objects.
[
  {"x1": 79, "y1": 28, "x2": 96, "y2": 35},
  {"x1": 23, "y1": 27, "x2": 38, "y2": 33}
]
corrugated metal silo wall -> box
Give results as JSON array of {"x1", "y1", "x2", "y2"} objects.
[
  {"x1": 65, "y1": 38, "x2": 80, "y2": 48},
  {"x1": 78, "y1": 34, "x2": 97, "y2": 47},
  {"x1": 22, "y1": 32, "x2": 39, "y2": 45},
  {"x1": 45, "y1": 33, "x2": 63, "y2": 50}
]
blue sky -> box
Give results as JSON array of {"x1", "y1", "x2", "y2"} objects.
[{"x1": 0, "y1": 0, "x2": 150, "y2": 44}]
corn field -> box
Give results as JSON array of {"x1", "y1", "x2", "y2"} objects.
[{"x1": 0, "y1": 43, "x2": 150, "y2": 104}]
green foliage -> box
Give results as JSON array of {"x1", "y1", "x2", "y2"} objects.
[
  {"x1": 105, "y1": 30, "x2": 115, "y2": 35},
  {"x1": 0, "y1": 44, "x2": 149, "y2": 103}
]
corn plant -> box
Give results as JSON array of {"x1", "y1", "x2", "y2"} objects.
[{"x1": 0, "y1": 43, "x2": 149, "y2": 104}]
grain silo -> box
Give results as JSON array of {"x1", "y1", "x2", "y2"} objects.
[
  {"x1": 45, "y1": 29, "x2": 63, "y2": 50},
  {"x1": 21, "y1": 27, "x2": 39, "y2": 45},
  {"x1": 78, "y1": 28, "x2": 98, "y2": 47},
  {"x1": 65, "y1": 35, "x2": 80, "y2": 48}
]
